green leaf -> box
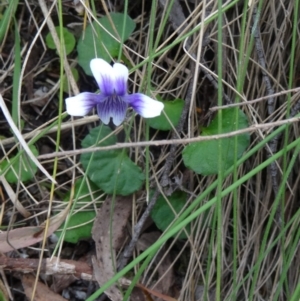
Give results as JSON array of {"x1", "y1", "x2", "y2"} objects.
[
  {"x1": 77, "y1": 13, "x2": 136, "y2": 76},
  {"x1": 0, "y1": 145, "x2": 39, "y2": 183},
  {"x1": 146, "y1": 99, "x2": 184, "y2": 131},
  {"x1": 45, "y1": 26, "x2": 76, "y2": 55},
  {"x1": 80, "y1": 125, "x2": 145, "y2": 195},
  {"x1": 56, "y1": 211, "x2": 96, "y2": 244},
  {"x1": 81, "y1": 125, "x2": 117, "y2": 148},
  {"x1": 56, "y1": 178, "x2": 99, "y2": 243},
  {"x1": 151, "y1": 191, "x2": 189, "y2": 239},
  {"x1": 183, "y1": 108, "x2": 250, "y2": 175}
]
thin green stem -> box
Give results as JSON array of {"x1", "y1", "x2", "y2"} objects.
[
  {"x1": 216, "y1": 0, "x2": 223, "y2": 299},
  {"x1": 231, "y1": 3, "x2": 249, "y2": 297},
  {"x1": 117, "y1": 0, "x2": 129, "y2": 60},
  {"x1": 153, "y1": 0, "x2": 176, "y2": 50},
  {"x1": 12, "y1": 18, "x2": 21, "y2": 128},
  {"x1": 290, "y1": 283, "x2": 300, "y2": 301},
  {"x1": 248, "y1": 140, "x2": 300, "y2": 301}
]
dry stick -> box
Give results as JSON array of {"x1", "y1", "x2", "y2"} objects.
[
  {"x1": 210, "y1": 88, "x2": 300, "y2": 111},
  {"x1": 252, "y1": 6, "x2": 279, "y2": 195},
  {"x1": 37, "y1": 116, "x2": 300, "y2": 160},
  {"x1": 0, "y1": 256, "x2": 94, "y2": 280}
]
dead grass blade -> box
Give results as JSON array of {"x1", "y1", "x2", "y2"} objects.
[
  {"x1": 0, "y1": 94, "x2": 56, "y2": 183},
  {"x1": 0, "y1": 175, "x2": 30, "y2": 217}
]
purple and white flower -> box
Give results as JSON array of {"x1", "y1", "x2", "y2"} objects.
[{"x1": 65, "y1": 58, "x2": 164, "y2": 126}]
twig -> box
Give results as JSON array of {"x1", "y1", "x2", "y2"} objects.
[
  {"x1": 0, "y1": 256, "x2": 93, "y2": 281},
  {"x1": 38, "y1": 115, "x2": 300, "y2": 160},
  {"x1": 210, "y1": 88, "x2": 300, "y2": 111},
  {"x1": 117, "y1": 189, "x2": 160, "y2": 270}
]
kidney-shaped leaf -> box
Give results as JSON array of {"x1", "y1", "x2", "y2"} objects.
[
  {"x1": 45, "y1": 26, "x2": 76, "y2": 55},
  {"x1": 56, "y1": 211, "x2": 96, "y2": 244},
  {"x1": 183, "y1": 108, "x2": 250, "y2": 175},
  {"x1": 80, "y1": 125, "x2": 145, "y2": 195},
  {"x1": 151, "y1": 191, "x2": 189, "y2": 239}
]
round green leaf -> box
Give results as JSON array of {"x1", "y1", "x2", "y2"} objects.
[
  {"x1": 63, "y1": 178, "x2": 100, "y2": 206},
  {"x1": 77, "y1": 13, "x2": 136, "y2": 75},
  {"x1": 80, "y1": 125, "x2": 145, "y2": 195},
  {"x1": 56, "y1": 211, "x2": 96, "y2": 244},
  {"x1": 56, "y1": 178, "x2": 100, "y2": 243},
  {"x1": 81, "y1": 125, "x2": 117, "y2": 148},
  {"x1": 151, "y1": 191, "x2": 189, "y2": 239},
  {"x1": 146, "y1": 99, "x2": 184, "y2": 131},
  {"x1": 183, "y1": 108, "x2": 250, "y2": 175},
  {"x1": 0, "y1": 145, "x2": 39, "y2": 183},
  {"x1": 45, "y1": 26, "x2": 76, "y2": 55}
]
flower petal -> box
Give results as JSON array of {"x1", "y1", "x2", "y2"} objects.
[
  {"x1": 112, "y1": 63, "x2": 128, "y2": 96},
  {"x1": 90, "y1": 59, "x2": 114, "y2": 96},
  {"x1": 126, "y1": 93, "x2": 164, "y2": 118},
  {"x1": 97, "y1": 96, "x2": 128, "y2": 126},
  {"x1": 65, "y1": 92, "x2": 100, "y2": 116}
]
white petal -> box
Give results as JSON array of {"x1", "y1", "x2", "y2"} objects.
[
  {"x1": 65, "y1": 92, "x2": 99, "y2": 116},
  {"x1": 126, "y1": 93, "x2": 164, "y2": 118},
  {"x1": 112, "y1": 63, "x2": 128, "y2": 95},
  {"x1": 90, "y1": 59, "x2": 114, "y2": 95}
]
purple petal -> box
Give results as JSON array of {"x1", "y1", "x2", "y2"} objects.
[
  {"x1": 90, "y1": 59, "x2": 114, "y2": 96},
  {"x1": 125, "y1": 93, "x2": 164, "y2": 118},
  {"x1": 65, "y1": 92, "x2": 100, "y2": 116},
  {"x1": 97, "y1": 96, "x2": 128, "y2": 126},
  {"x1": 112, "y1": 63, "x2": 128, "y2": 96}
]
